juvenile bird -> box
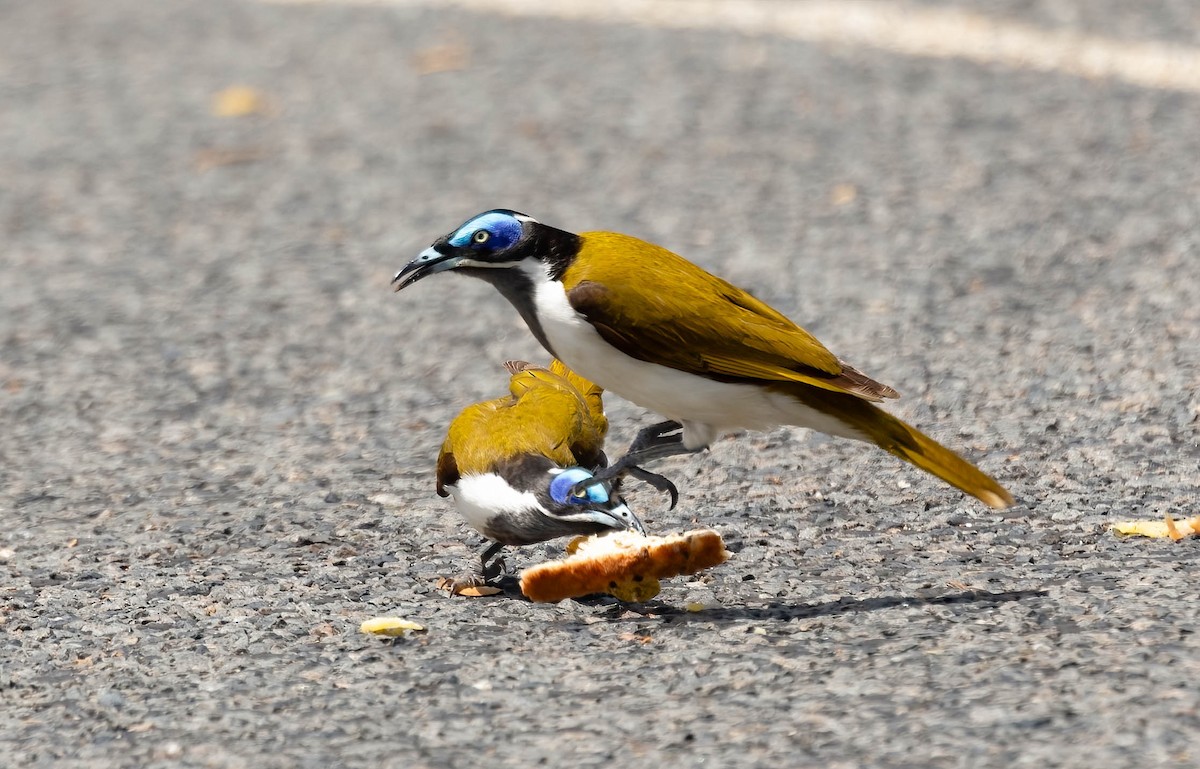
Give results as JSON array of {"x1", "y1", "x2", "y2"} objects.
[
  {"x1": 395, "y1": 210, "x2": 1014, "y2": 510},
  {"x1": 435, "y1": 358, "x2": 669, "y2": 585}
]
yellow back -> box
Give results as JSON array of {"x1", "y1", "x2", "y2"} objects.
[
  {"x1": 565, "y1": 232, "x2": 898, "y2": 401},
  {"x1": 437, "y1": 360, "x2": 608, "y2": 492}
]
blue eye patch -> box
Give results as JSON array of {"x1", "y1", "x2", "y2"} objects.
[
  {"x1": 549, "y1": 467, "x2": 610, "y2": 505},
  {"x1": 447, "y1": 211, "x2": 524, "y2": 250}
]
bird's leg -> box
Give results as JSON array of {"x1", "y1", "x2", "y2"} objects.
[
  {"x1": 571, "y1": 421, "x2": 692, "y2": 509},
  {"x1": 626, "y1": 420, "x2": 687, "y2": 456},
  {"x1": 479, "y1": 541, "x2": 508, "y2": 581},
  {"x1": 440, "y1": 541, "x2": 507, "y2": 594}
]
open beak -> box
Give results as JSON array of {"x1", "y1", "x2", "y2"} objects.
[{"x1": 392, "y1": 246, "x2": 461, "y2": 291}]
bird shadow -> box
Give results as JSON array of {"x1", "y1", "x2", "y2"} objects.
[
  {"x1": 465, "y1": 573, "x2": 1047, "y2": 626},
  {"x1": 573, "y1": 587, "x2": 1049, "y2": 625}
]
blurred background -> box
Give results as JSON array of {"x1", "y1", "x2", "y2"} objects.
[{"x1": 2, "y1": 1, "x2": 1198, "y2": 767}]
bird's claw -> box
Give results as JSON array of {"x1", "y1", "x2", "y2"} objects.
[
  {"x1": 569, "y1": 464, "x2": 678, "y2": 511},
  {"x1": 437, "y1": 574, "x2": 487, "y2": 594},
  {"x1": 622, "y1": 465, "x2": 679, "y2": 510},
  {"x1": 438, "y1": 556, "x2": 508, "y2": 596},
  {"x1": 481, "y1": 555, "x2": 508, "y2": 581},
  {"x1": 437, "y1": 550, "x2": 509, "y2": 596}
]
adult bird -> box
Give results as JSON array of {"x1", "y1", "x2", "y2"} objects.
[
  {"x1": 435, "y1": 358, "x2": 671, "y2": 586},
  {"x1": 396, "y1": 210, "x2": 1014, "y2": 511}
]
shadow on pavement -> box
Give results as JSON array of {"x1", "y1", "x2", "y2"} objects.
[{"x1": 582, "y1": 588, "x2": 1049, "y2": 624}]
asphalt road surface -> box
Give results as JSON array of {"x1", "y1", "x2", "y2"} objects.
[{"x1": 2, "y1": 1, "x2": 1198, "y2": 767}]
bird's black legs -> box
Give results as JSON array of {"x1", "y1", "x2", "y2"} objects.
[
  {"x1": 620, "y1": 465, "x2": 680, "y2": 509},
  {"x1": 571, "y1": 421, "x2": 694, "y2": 509},
  {"x1": 479, "y1": 541, "x2": 507, "y2": 581},
  {"x1": 439, "y1": 541, "x2": 508, "y2": 594}
]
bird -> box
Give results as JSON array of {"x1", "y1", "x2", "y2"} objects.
[
  {"x1": 394, "y1": 209, "x2": 1015, "y2": 511},
  {"x1": 433, "y1": 358, "x2": 674, "y2": 587}
]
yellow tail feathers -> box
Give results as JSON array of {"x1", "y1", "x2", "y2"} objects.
[
  {"x1": 786, "y1": 385, "x2": 1014, "y2": 509},
  {"x1": 868, "y1": 409, "x2": 1013, "y2": 510}
]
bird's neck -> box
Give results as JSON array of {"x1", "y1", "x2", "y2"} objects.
[
  {"x1": 462, "y1": 224, "x2": 582, "y2": 357},
  {"x1": 465, "y1": 266, "x2": 558, "y2": 356}
]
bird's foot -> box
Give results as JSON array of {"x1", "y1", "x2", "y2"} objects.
[
  {"x1": 569, "y1": 461, "x2": 679, "y2": 511},
  {"x1": 437, "y1": 572, "x2": 504, "y2": 597},
  {"x1": 620, "y1": 465, "x2": 679, "y2": 510},
  {"x1": 481, "y1": 554, "x2": 508, "y2": 581},
  {"x1": 437, "y1": 548, "x2": 509, "y2": 596},
  {"x1": 437, "y1": 573, "x2": 483, "y2": 592},
  {"x1": 570, "y1": 419, "x2": 692, "y2": 509}
]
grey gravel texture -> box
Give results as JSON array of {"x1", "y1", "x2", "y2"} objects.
[{"x1": 2, "y1": 1, "x2": 1198, "y2": 767}]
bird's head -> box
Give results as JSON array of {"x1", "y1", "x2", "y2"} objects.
[
  {"x1": 392, "y1": 210, "x2": 534, "y2": 290},
  {"x1": 545, "y1": 467, "x2": 647, "y2": 536},
  {"x1": 392, "y1": 210, "x2": 579, "y2": 291}
]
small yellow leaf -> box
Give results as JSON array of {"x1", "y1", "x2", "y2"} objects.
[
  {"x1": 685, "y1": 601, "x2": 707, "y2": 613},
  {"x1": 359, "y1": 617, "x2": 425, "y2": 637},
  {"x1": 456, "y1": 585, "x2": 502, "y2": 597},
  {"x1": 212, "y1": 86, "x2": 267, "y2": 117},
  {"x1": 1113, "y1": 520, "x2": 1169, "y2": 537},
  {"x1": 830, "y1": 182, "x2": 859, "y2": 206},
  {"x1": 412, "y1": 39, "x2": 470, "y2": 75},
  {"x1": 1112, "y1": 515, "x2": 1200, "y2": 539}
]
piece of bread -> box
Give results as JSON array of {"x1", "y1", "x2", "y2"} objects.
[{"x1": 520, "y1": 529, "x2": 729, "y2": 603}]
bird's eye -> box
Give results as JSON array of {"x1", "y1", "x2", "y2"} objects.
[
  {"x1": 549, "y1": 467, "x2": 609, "y2": 505},
  {"x1": 472, "y1": 230, "x2": 490, "y2": 244}
]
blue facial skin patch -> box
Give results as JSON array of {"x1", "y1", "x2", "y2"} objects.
[
  {"x1": 447, "y1": 211, "x2": 523, "y2": 250},
  {"x1": 550, "y1": 467, "x2": 610, "y2": 505}
]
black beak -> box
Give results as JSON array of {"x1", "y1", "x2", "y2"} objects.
[
  {"x1": 392, "y1": 245, "x2": 462, "y2": 291},
  {"x1": 600, "y1": 500, "x2": 648, "y2": 536}
]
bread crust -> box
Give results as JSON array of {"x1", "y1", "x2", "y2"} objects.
[{"x1": 520, "y1": 529, "x2": 729, "y2": 603}]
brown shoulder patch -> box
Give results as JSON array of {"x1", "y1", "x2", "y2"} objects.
[
  {"x1": 435, "y1": 451, "x2": 459, "y2": 497},
  {"x1": 564, "y1": 279, "x2": 609, "y2": 317}
]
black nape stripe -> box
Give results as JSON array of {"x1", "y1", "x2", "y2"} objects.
[
  {"x1": 523, "y1": 224, "x2": 581, "y2": 283},
  {"x1": 492, "y1": 454, "x2": 557, "y2": 491}
]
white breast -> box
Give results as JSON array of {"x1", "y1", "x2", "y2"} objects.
[
  {"x1": 448, "y1": 474, "x2": 542, "y2": 535},
  {"x1": 530, "y1": 277, "x2": 866, "y2": 448}
]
